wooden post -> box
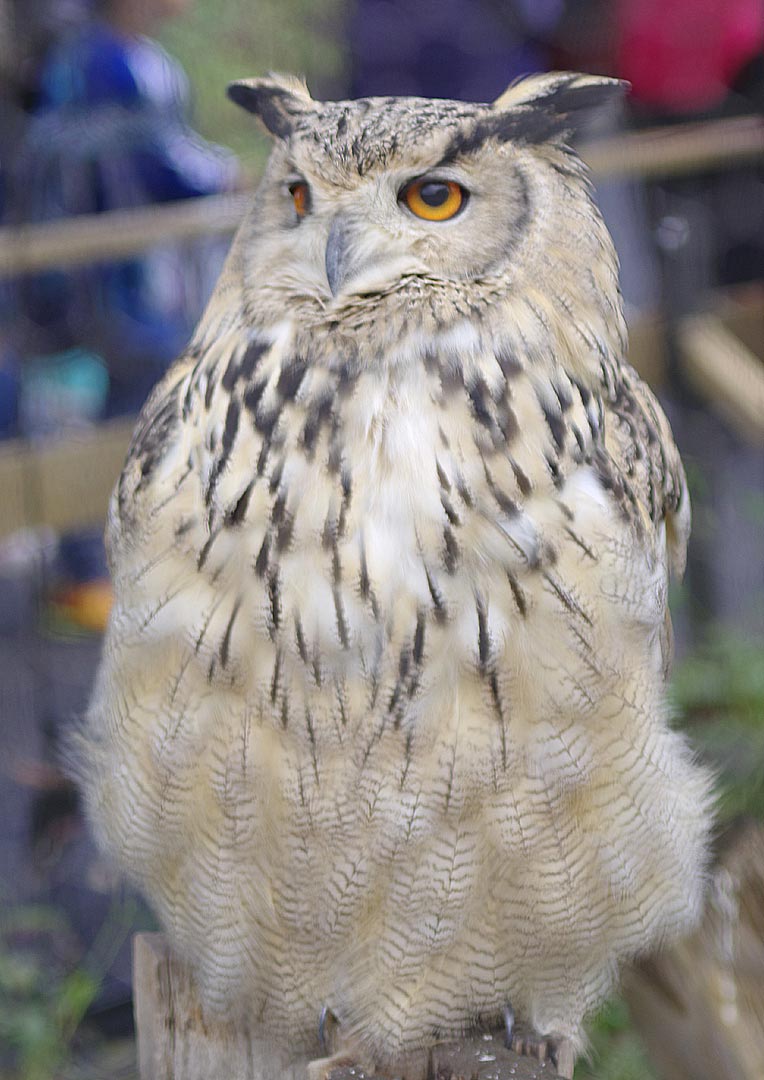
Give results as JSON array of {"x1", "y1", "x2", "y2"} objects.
[
  {"x1": 133, "y1": 933, "x2": 569, "y2": 1079},
  {"x1": 624, "y1": 820, "x2": 764, "y2": 1080},
  {"x1": 133, "y1": 934, "x2": 314, "y2": 1080}
]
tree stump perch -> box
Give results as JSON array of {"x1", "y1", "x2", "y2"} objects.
[
  {"x1": 133, "y1": 933, "x2": 568, "y2": 1079},
  {"x1": 133, "y1": 934, "x2": 314, "y2": 1080},
  {"x1": 323, "y1": 1039, "x2": 564, "y2": 1079}
]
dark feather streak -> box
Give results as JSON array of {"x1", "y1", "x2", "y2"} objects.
[
  {"x1": 225, "y1": 481, "x2": 254, "y2": 527},
  {"x1": 425, "y1": 565, "x2": 447, "y2": 623},
  {"x1": 267, "y1": 567, "x2": 281, "y2": 633},
  {"x1": 507, "y1": 570, "x2": 528, "y2": 617},
  {"x1": 220, "y1": 598, "x2": 242, "y2": 668},
  {"x1": 443, "y1": 526, "x2": 460, "y2": 573},
  {"x1": 333, "y1": 587, "x2": 350, "y2": 648},
  {"x1": 476, "y1": 597, "x2": 490, "y2": 668}
]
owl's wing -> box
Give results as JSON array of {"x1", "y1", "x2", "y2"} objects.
[
  {"x1": 599, "y1": 359, "x2": 690, "y2": 581},
  {"x1": 108, "y1": 238, "x2": 258, "y2": 570}
]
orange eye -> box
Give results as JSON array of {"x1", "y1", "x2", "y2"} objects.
[
  {"x1": 400, "y1": 179, "x2": 466, "y2": 221},
  {"x1": 289, "y1": 181, "x2": 310, "y2": 218}
]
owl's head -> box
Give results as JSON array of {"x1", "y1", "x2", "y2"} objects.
[{"x1": 227, "y1": 72, "x2": 623, "y2": 333}]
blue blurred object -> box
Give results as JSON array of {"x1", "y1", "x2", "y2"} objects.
[
  {"x1": 35, "y1": 20, "x2": 235, "y2": 201},
  {"x1": 19, "y1": 348, "x2": 110, "y2": 438},
  {"x1": 0, "y1": 348, "x2": 20, "y2": 437},
  {"x1": 7, "y1": 16, "x2": 237, "y2": 416},
  {"x1": 57, "y1": 527, "x2": 109, "y2": 584}
]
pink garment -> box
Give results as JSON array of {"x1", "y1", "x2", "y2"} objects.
[{"x1": 617, "y1": 0, "x2": 764, "y2": 112}]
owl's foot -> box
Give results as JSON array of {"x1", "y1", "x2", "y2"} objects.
[
  {"x1": 501, "y1": 1008, "x2": 575, "y2": 1079},
  {"x1": 310, "y1": 1007, "x2": 376, "y2": 1078},
  {"x1": 509, "y1": 1029, "x2": 576, "y2": 1079},
  {"x1": 318, "y1": 1004, "x2": 339, "y2": 1055},
  {"x1": 502, "y1": 1003, "x2": 516, "y2": 1046},
  {"x1": 310, "y1": 1006, "x2": 431, "y2": 1078}
]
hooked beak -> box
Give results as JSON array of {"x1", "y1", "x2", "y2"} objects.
[
  {"x1": 324, "y1": 214, "x2": 426, "y2": 298},
  {"x1": 325, "y1": 215, "x2": 354, "y2": 297}
]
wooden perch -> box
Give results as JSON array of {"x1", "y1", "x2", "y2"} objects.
[
  {"x1": 133, "y1": 933, "x2": 568, "y2": 1080},
  {"x1": 624, "y1": 819, "x2": 764, "y2": 1080},
  {"x1": 325, "y1": 1039, "x2": 565, "y2": 1080},
  {"x1": 133, "y1": 933, "x2": 313, "y2": 1080}
]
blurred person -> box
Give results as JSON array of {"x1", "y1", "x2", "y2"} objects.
[
  {"x1": 4, "y1": 0, "x2": 237, "y2": 633},
  {"x1": 9, "y1": 0, "x2": 238, "y2": 418},
  {"x1": 349, "y1": 0, "x2": 564, "y2": 101},
  {"x1": 0, "y1": 3, "x2": 237, "y2": 1032},
  {"x1": 616, "y1": 0, "x2": 763, "y2": 121},
  {"x1": 614, "y1": 0, "x2": 764, "y2": 295}
]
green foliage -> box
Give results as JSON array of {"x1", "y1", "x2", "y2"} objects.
[
  {"x1": 159, "y1": 0, "x2": 348, "y2": 172},
  {"x1": 0, "y1": 897, "x2": 137, "y2": 1080},
  {"x1": 0, "y1": 906, "x2": 95, "y2": 1080},
  {"x1": 671, "y1": 629, "x2": 764, "y2": 821},
  {"x1": 576, "y1": 997, "x2": 659, "y2": 1080}
]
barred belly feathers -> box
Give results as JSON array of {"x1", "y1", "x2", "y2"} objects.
[{"x1": 79, "y1": 72, "x2": 713, "y2": 1076}]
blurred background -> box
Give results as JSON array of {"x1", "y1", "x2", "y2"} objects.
[{"x1": 0, "y1": 1, "x2": 762, "y2": 1078}]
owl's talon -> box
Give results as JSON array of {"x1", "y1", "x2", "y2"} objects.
[
  {"x1": 318, "y1": 1004, "x2": 339, "y2": 1054},
  {"x1": 508, "y1": 1030, "x2": 576, "y2": 1079},
  {"x1": 502, "y1": 1003, "x2": 515, "y2": 1047}
]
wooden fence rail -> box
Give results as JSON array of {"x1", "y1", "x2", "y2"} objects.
[
  {"x1": 0, "y1": 115, "x2": 762, "y2": 278},
  {"x1": 0, "y1": 193, "x2": 251, "y2": 278}
]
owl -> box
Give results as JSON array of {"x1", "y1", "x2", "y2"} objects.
[{"x1": 78, "y1": 72, "x2": 713, "y2": 1079}]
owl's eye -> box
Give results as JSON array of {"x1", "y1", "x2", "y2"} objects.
[
  {"x1": 399, "y1": 178, "x2": 466, "y2": 221},
  {"x1": 289, "y1": 181, "x2": 311, "y2": 218}
]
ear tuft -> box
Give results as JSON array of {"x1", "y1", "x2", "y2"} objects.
[
  {"x1": 491, "y1": 71, "x2": 627, "y2": 143},
  {"x1": 493, "y1": 72, "x2": 624, "y2": 110},
  {"x1": 227, "y1": 73, "x2": 313, "y2": 139}
]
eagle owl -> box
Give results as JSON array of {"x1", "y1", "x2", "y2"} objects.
[{"x1": 80, "y1": 72, "x2": 713, "y2": 1077}]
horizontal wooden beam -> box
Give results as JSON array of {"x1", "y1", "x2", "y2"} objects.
[
  {"x1": 0, "y1": 418, "x2": 134, "y2": 540},
  {"x1": 679, "y1": 314, "x2": 764, "y2": 444},
  {"x1": 582, "y1": 114, "x2": 764, "y2": 182},
  {"x1": 0, "y1": 193, "x2": 251, "y2": 277},
  {"x1": 0, "y1": 117, "x2": 761, "y2": 278}
]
